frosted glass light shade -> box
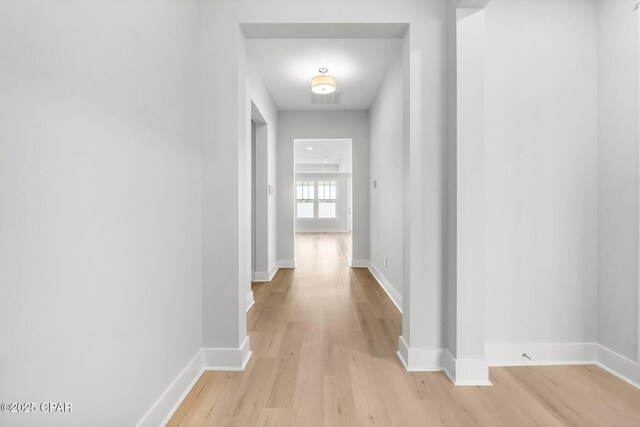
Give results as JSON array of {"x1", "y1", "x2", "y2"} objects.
[{"x1": 311, "y1": 74, "x2": 336, "y2": 94}]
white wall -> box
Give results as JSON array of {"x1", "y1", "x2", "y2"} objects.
[
  {"x1": 452, "y1": 7, "x2": 490, "y2": 383},
  {"x1": 295, "y1": 173, "x2": 350, "y2": 232},
  {"x1": 277, "y1": 111, "x2": 370, "y2": 264},
  {"x1": 0, "y1": 1, "x2": 202, "y2": 425},
  {"x1": 597, "y1": 0, "x2": 640, "y2": 363},
  {"x1": 484, "y1": 0, "x2": 599, "y2": 346},
  {"x1": 369, "y1": 57, "x2": 404, "y2": 297}
]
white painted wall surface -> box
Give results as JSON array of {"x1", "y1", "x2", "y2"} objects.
[
  {"x1": 0, "y1": 1, "x2": 202, "y2": 425},
  {"x1": 445, "y1": 0, "x2": 459, "y2": 356},
  {"x1": 454, "y1": 7, "x2": 488, "y2": 382},
  {"x1": 369, "y1": 56, "x2": 404, "y2": 298},
  {"x1": 597, "y1": 0, "x2": 640, "y2": 362},
  {"x1": 484, "y1": 0, "x2": 598, "y2": 346},
  {"x1": 277, "y1": 111, "x2": 370, "y2": 263},
  {"x1": 295, "y1": 173, "x2": 350, "y2": 232}
]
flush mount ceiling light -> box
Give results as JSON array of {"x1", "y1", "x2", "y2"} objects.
[
  {"x1": 311, "y1": 68, "x2": 336, "y2": 94},
  {"x1": 306, "y1": 146, "x2": 314, "y2": 150}
]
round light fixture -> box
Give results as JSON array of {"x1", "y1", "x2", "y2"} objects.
[
  {"x1": 306, "y1": 147, "x2": 314, "y2": 151},
  {"x1": 311, "y1": 68, "x2": 336, "y2": 94}
]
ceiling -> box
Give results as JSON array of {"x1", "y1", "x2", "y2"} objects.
[
  {"x1": 295, "y1": 139, "x2": 352, "y2": 173},
  {"x1": 246, "y1": 39, "x2": 402, "y2": 111}
]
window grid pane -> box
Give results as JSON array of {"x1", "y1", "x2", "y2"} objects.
[
  {"x1": 296, "y1": 179, "x2": 337, "y2": 219},
  {"x1": 296, "y1": 180, "x2": 316, "y2": 219},
  {"x1": 317, "y1": 180, "x2": 337, "y2": 219}
]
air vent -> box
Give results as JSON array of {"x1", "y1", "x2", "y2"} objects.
[{"x1": 310, "y1": 92, "x2": 341, "y2": 105}]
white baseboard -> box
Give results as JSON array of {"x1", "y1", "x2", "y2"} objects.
[
  {"x1": 203, "y1": 336, "x2": 252, "y2": 371},
  {"x1": 296, "y1": 228, "x2": 349, "y2": 233},
  {"x1": 397, "y1": 339, "x2": 489, "y2": 386},
  {"x1": 246, "y1": 291, "x2": 255, "y2": 312},
  {"x1": 253, "y1": 271, "x2": 269, "y2": 282},
  {"x1": 486, "y1": 342, "x2": 597, "y2": 367},
  {"x1": 416, "y1": 348, "x2": 490, "y2": 386},
  {"x1": 596, "y1": 344, "x2": 640, "y2": 389},
  {"x1": 253, "y1": 263, "x2": 279, "y2": 283},
  {"x1": 136, "y1": 349, "x2": 203, "y2": 427},
  {"x1": 136, "y1": 336, "x2": 253, "y2": 426},
  {"x1": 452, "y1": 357, "x2": 491, "y2": 386},
  {"x1": 268, "y1": 262, "x2": 278, "y2": 280},
  {"x1": 350, "y1": 259, "x2": 369, "y2": 268},
  {"x1": 486, "y1": 342, "x2": 640, "y2": 390},
  {"x1": 278, "y1": 259, "x2": 296, "y2": 269},
  {"x1": 396, "y1": 336, "x2": 443, "y2": 371},
  {"x1": 441, "y1": 349, "x2": 456, "y2": 382},
  {"x1": 367, "y1": 262, "x2": 403, "y2": 314}
]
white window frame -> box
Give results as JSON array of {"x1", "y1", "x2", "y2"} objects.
[{"x1": 295, "y1": 179, "x2": 338, "y2": 221}]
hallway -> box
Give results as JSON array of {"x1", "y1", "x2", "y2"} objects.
[{"x1": 168, "y1": 233, "x2": 640, "y2": 427}]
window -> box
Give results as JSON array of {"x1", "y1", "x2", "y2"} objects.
[
  {"x1": 296, "y1": 180, "x2": 315, "y2": 218},
  {"x1": 296, "y1": 179, "x2": 338, "y2": 219},
  {"x1": 317, "y1": 180, "x2": 337, "y2": 218}
]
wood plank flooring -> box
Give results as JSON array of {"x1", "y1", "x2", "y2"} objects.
[{"x1": 168, "y1": 232, "x2": 640, "y2": 427}]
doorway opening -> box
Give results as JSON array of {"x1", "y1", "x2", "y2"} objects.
[
  {"x1": 243, "y1": 25, "x2": 407, "y2": 375},
  {"x1": 248, "y1": 102, "x2": 270, "y2": 310},
  {"x1": 294, "y1": 138, "x2": 353, "y2": 265}
]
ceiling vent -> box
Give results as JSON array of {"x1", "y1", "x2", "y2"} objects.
[{"x1": 310, "y1": 92, "x2": 341, "y2": 105}]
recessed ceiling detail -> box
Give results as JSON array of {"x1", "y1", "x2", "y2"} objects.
[{"x1": 246, "y1": 39, "x2": 401, "y2": 110}]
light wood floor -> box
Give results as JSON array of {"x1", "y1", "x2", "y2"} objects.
[{"x1": 168, "y1": 232, "x2": 640, "y2": 427}]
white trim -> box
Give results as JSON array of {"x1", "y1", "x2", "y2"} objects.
[
  {"x1": 295, "y1": 228, "x2": 349, "y2": 233},
  {"x1": 136, "y1": 349, "x2": 203, "y2": 427},
  {"x1": 137, "y1": 338, "x2": 254, "y2": 425},
  {"x1": 441, "y1": 349, "x2": 456, "y2": 383},
  {"x1": 397, "y1": 335, "x2": 410, "y2": 369},
  {"x1": 278, "y1": 259, "x2": 296, "y2": 268},
  {"x1": 486, "y1": 342, "x2": 640, "y2": 390},
  {"x1": 350, "y1": 259, "x2": 369, "y2": 268},
  {"x1": 397, "y1": 342, "x2": 490, "y2": 386},
  {"x1": 203, "y1": 336, "x2": 252, "y2": 371},
  {"x1": 597, "y1": 344, "x2": 640, "y2": 389},
  {"x1": 367, "y1": 262, "x2": 403, "y2": 314},
  {"x1": 246, "y1": 291, "x2": 255, "y2": 312},
  {"x1": 453, "y1": 358, "x2": 491, "y2": 386},
  {"x1": 396, "y1": 336, "x2": 443, "y2": 371},
  {"x1": 253, "y1": 271, "x2": 270, "y2": 282},
  {"x1": 486, "y1": 342, "x2": 597, "y2": 367},
  {"x1": 253, "y1": 262, "x2": 280, "y2": 282},
  {"x1": 268, "y1": 262, "x2": 278, "y2": 280}
]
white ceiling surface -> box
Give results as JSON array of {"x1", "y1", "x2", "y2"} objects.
[
  {"x1": 246, "y1": 39, "x2": 402, "y2": 110},
  {"x1": 295, "y1": 139, "x2": 352, "y2": 173}
]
